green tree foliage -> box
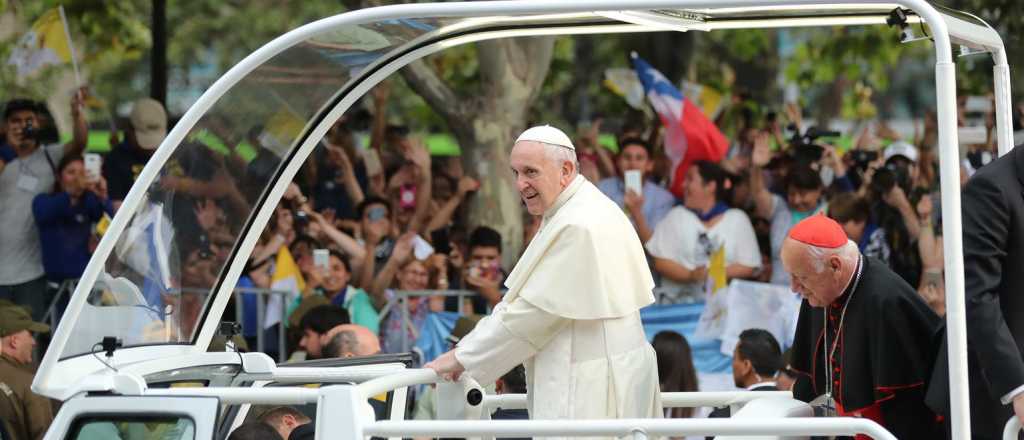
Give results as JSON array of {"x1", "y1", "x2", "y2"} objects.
[{"x1": 1, "y1": 1, "x2": 345, "y2": 113}]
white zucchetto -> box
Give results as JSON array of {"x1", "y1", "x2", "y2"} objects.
[{"x1": 515, "y1": 125, "x2": 575, "y2": 150}]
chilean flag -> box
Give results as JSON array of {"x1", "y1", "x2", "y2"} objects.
[{"x1": 631, "y1": 53, "x2": 728, "y2": 200}]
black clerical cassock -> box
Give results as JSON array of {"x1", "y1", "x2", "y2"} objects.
[{"x1": 790, "y1": 256, "x2": 944, "y2": 439}]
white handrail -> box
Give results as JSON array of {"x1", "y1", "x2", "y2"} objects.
[
  {"x1": 357, "y1": 368, "x2": 439, "y2": 399},
  {"x1": 483, "y1": 391, "x2": 793, "y2": 410},
  {"x1": 1004, "y1": 416, "x2": 1021, "y2": 440},
  {"x1": 144, "y1": 387, "x2": 319, "y2": 405},
  {"x1": 363, "y1": 418, "x2": 897, "y2": 440}
]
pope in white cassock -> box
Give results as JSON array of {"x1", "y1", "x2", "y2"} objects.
[{"x1": 425, "y1": 125, "x2": 663, "y2": 426}]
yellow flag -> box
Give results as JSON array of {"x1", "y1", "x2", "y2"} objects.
[
  {"x1": 709, "y1": 246, "x2": 727, "y2": 293},
  {"x1": 265, "y1": 246, "x2": 307, "y2": 329},
  {"x1": 6, "y1": 8, "x2": 72, "y2": 78},
  {"x1": 259, "y1": 107, "x2": 306, "y2": 156}
]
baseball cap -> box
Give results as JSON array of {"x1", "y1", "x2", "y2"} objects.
[
  {"x1": 446, "y1": 315, "x2": 482, "y2": 345},
  {"x1": 883, "y1": 141, "x2": 918, "y2": 163},
  {"x1": 130, "y1": 98, "x2": 168, "y2": 150},
  {"x1": 288, "y1": 295, "x2": 330, "y2": 329},
  {"x1": 0, "y1": 306, "x2": 50, "y2": 337}
]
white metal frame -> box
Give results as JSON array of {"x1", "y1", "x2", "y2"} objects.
[
  {"x1": 43, "y1": 395, "x2": 220, "y2": 440},
  {"x1": 37, "y1": 2, "x2": 1014, "y2": 439},
  {"x1": 345, "y1": 370, "x2": 894, "y2": 440},
  {"x1": 1004, "y1": 417, "x2": 1022, "y2": 440},
  {"x1": 482, "y1": 390, "x2": 793, "y2": 411}
]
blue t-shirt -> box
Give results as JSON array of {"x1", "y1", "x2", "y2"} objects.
[
  {"x1": 32, "y1": 191, "x2": 113, "y2": 282},
  {"x1": 595, "y1": 177, "x2": 676, "y2": 230}
]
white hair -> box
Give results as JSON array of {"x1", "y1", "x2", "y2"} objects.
[
  {"x1": 805, "y1": 240, "x2": 859, "y2": 273},
  {"x1": 538, "y1": 142, "x2": 579, "y2": 178}
]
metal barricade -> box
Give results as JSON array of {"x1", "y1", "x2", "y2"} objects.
[
  {"x1": 383, "y1": 289, "x2": 477, "y2": 353},
  {"x1": 172, "y1": 286, "x2": 292, "y2": 363},
  {"x1": 231, "y1": 287, "x2": 292, "y2": 363},
  {"x1": 42, "y1": 278, "x2": 78, "y2": 330}
]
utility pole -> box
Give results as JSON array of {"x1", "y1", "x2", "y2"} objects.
[{"x1": 151, "y1": 0, "x2": 167, "y2": 106}]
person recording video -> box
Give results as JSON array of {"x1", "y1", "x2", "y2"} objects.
[{"x1": 0, "y1": 92, "x2": 89, "y2": 320}]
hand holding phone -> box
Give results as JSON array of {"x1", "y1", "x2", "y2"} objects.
[
  {"x1": 624, "y1": 170, "x2": 642, "y2": 195},
  {"x1": 84, "y1": 153, "x2": 103, "y2": 182},
  {"x1": 313, "y1": 248, "x2": 329, "y2": 272}
]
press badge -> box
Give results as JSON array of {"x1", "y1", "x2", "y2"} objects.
[{"x1": 17, "y1": 173, "x2": 39, "y2": 192}]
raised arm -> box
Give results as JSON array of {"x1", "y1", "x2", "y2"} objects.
[
  {"x1": 310, "y1": 210, "x2": 366, "y2": 267},
  {"x1": 63, "y1": 87, "x2": 88, "y2": 157},
  {"x1": 425, "y1": 176, "x2": 478, "y2": 234},
  {"x1": 367, "y1": 233, "x2": 414, "y2": 311},
  {"x1": 404, "y1": 140, "x2": 433, "y2": 234},
  {"x1": 750, "y1": 132, "x2": 775, "y2": 220}
]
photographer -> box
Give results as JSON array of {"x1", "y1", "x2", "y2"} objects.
[
  {"x1": 0, "y1": 94, "x2": 88, "y2": 319},
  {"x1": 860, "y1": 142, "x2": 925, "y2": 286}
]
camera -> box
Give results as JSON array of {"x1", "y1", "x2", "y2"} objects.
[
  {"x1": 197, "y1": 233, "x2": 214, "y2": 260},
  {"x1": 870, "y1": 167, "x2": 897, "y2": 194},
  {"x1": 294, "y1": 210, "x2": 310, "y2": 228},
  {"x1": 789, "y1": 126, "x2": 840, "y2": 165},
  {"x1": 849, "y1": 150, "x2": 879, "y2": 171},
  {"x1": 870, "y1": 163, "x2": 912, "y2": 195},
  {"x1": 22, "y1": 119, "x2": 41, "y2": 144}
]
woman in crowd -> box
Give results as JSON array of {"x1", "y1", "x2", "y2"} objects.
[
  {"x1": 653, "y1": 331, "x2": 699, "y2": 419},
  {"x1": 368, "y1": 233, "x2": 443, "y2": 354},
  {"x1": 33, "y1": 154, "x2": 114, "y2": 284},
  {"x1": 647, "y1": 161, "x2": 761, "y2": 303}
]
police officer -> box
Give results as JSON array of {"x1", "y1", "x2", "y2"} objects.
[{"x1": 0, "y1": 304, "x2": 53, "y2": 440}]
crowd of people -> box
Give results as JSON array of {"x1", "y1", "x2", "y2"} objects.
[{"x1": 2, "y1": 81, "x2": 1024, "y2": 439}]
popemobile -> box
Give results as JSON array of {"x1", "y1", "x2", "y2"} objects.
[{"x1": 31, "y1": 1, "x2": 1016, "y2": 439}]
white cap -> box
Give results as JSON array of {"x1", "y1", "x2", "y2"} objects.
[
  {"x1": 130, "y1": 98, "x2": 167, "y2": 150},
  {"x1": 883, "y1": 141, "x2": 918, "y2": 163},
  {"x1": 515, "y1": 125, "x2": 574, "y2": 150}
]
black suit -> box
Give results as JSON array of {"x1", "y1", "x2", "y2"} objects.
[
  {"x1": 706, "y1": 384, "x2": 778, "y2": 440},
  {"x1": 927, "y1": 144, "x2": 1024, "y2": 439}
]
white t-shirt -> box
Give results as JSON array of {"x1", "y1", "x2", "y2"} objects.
[
  {"x1": 646, "y1": 207, "x2": 761, "y2": 303},
  {"x1": 0, "y1": 143, "x2": 64, "y2": 284}
]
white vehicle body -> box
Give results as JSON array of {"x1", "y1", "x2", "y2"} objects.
[{"x1": 33, "y1": 1, "x2": 1014, "y2": 439}]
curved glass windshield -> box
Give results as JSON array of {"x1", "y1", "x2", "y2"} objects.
[{"x1": 60, "y1": 17, "x2": 454, "y2": 359}]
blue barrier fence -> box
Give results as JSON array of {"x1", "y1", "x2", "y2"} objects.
[{"x1": 415, "y1": 302, "x2": 732, "y2": 374}]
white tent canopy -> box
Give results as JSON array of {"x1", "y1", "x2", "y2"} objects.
[{"x1": 35, "y1": 2, "x2": 1014, "y2": 439}]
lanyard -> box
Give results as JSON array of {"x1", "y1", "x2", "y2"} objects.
[{"x1": 823, "y1": 254, "x2": 863, "y2": 414}]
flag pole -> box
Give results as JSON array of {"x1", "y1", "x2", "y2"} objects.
[{"x1": 57, "y1": 5, "x2": 82, "y2": 87}]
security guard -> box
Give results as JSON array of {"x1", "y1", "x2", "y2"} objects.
[{"x1": 0, "y1": 304, "x2": 53, "y2": 440}]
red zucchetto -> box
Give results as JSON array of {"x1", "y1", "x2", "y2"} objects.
[{"x1": 788, "y1": 214, "x2": 847, "y2": 248}]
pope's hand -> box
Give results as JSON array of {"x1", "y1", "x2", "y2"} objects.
[{"x1": 425, "y1": 350, "x2": 465, "y2": 382}]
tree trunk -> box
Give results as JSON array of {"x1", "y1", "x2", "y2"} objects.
[{"x1": 401, "y1": 37, "x2": 555, "y2": 267}]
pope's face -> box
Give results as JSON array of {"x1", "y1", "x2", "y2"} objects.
[
  {"x1": 780, "y1": 238, "x2": 844, "y2": 307},
  {"x1": 510, "y1": 141, "x2": 571, "y2": 215}
]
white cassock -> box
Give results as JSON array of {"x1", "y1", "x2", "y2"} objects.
[{"x1": 455, "y1": 175, "x2": 662, "y2": 433}]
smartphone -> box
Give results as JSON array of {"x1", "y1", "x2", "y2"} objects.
[
  {"x1": 431, "y1": 229, "x2": 452, "y2": 255},
  {"x1": 84, "y1": 153, "x2": 102, "y2": 182},
  {"x1": 367, "y1": 205, "x2": 388, "y2": 221},
  {"x1": 467, "y1": 260, "x2": 482, "y2": 279},
  {"x1": 399, "y1": 184, "x2": 417, "y2": 209},
  {"x1": 624, "y1": 169, "x2": 642, "y2": 195},
  {"x1": 411, "y1": 234, "x2": 434, "y2": 261},
  {"x1": 957, "y1": 126, "x2": 987, "y2": 146},
  {"x1": 964, "y1": 95, "x2": 993, "y2": 113},
  {"x1": 313, "y1": 248, "x2": 329, "y2": 270}
]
